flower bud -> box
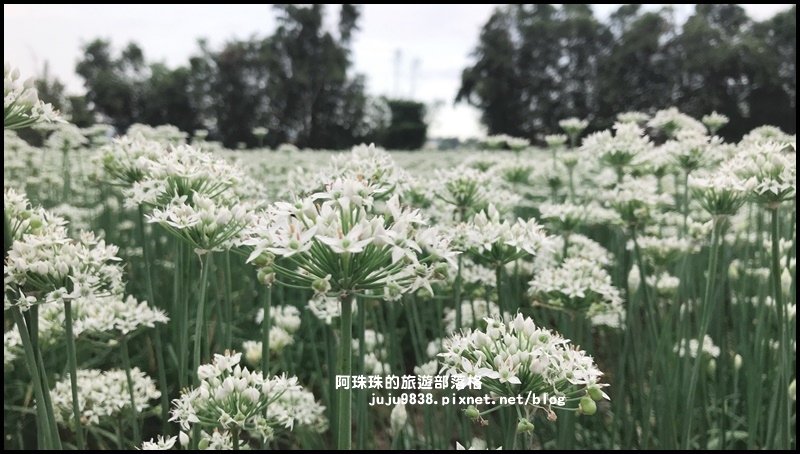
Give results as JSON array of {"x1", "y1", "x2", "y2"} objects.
[
  {"x1": 706, "y1": 358, "x2": 717, "y2": 376},
  {"x1": 257, "y1": 267, "x2": 275, "y2": 286},
  {"x1": 579, "y1": 395, "x2": 597, "y2": 415},
  {"x1": 390, "y1": 403, "x2": 408, "y2": 436},
  {"x1": 587, "y1": 385, "x2": 604, "y2": 401},
  {"x1": 464, "y1": 405, "x2": 480, "y2": 420},
  {"x1": 312, "y1": 275, "x2": 332, "y2": 294},
  {"x1": 734, "y1": 354, "x2": 742, "y2": 371},
  {"x1": 252, "y1": 251, "x2": 274, "y2": 267},
  {"x1": 628, "y1": 265, "x2": 640, "y2": 292},
  {"x1": 728, "y1": 260, "x2": 740, "y2": 280},
  {"x1": 244, "y1": 342, "x2": 262, "y2": 367},
  {"x1": 706, "y1": 358, "x2": 717, "y2": 378},
  {"x1": 516, "y1": 417, "x2": 535, "y2": 433},
  {"x1": 781, "y1": 267, "x2": 793, "y2": 298}
]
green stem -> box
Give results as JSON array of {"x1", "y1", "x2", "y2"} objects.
[
  {"x1": 62, "y1": 148, "x2": 71, "y2": 201},
  {"x1": 261, "y1": 286, "x2": 272, "y2": 376},
  {"x1": 193, "y1": 253, "x2": 214, "y2": 383},
  {"x1": 120, "y1": 336, "x2": 141, "y2": 445},
  {"x1": 568, "y1": 168, "x2": 576, "y2": 202},
  {"x1": 137, "y1": 205, "x2": 156, "y2": 308},
  {"x1": 137, "y1": 205, "x2": 169, "y2": 431},
  {"x1": 64, "y1": 301, "x2": 85, "y2": 449},
  {"x1": 152, "y1": 327, "x2": 170, "y2": 434},
  {"x1": 454, "y1": 254, "x2": 463, "y2": 330},
  {"x1": 337, "y1": 295, "x2": 354, "y2": 449},
  {"x1": 495, "y1": 265, "x2": 504, "y2": 315},
  {"x1": 30, "y1": 306, "x2": 62, "y2": 449},
  {"x1": 682, "y1": 170, "x2": 690, "y2": 236},
  {"x1": 682, "y1": 217, "x2": 724, "y2": 448},
  {"x1": 232, "y1": 427, "x2": 240, "y2": 450},
  {"x1": 3, "y1": 206, "x2": 12, "y2": 259},
  {"x1": 770, "y1": 207, "x2": 790, "y2": 449},
  {"x1": 356, "y1": 297, "x2": 367, "y2": 449},
  {"x1": 224, "y1": 251, "x2": 233, "y2": 349},
  {"x1": 11, "y1": 308, "x2": 55, "y2": 449},
  {"x1": 176, "y1": 241, "x2": 188, "y2": 390},
  {"x1": 631, "y1": 230, "x2": 658, "y2": 342}
]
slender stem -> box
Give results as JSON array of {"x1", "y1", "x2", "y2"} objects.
[
  {"x1": 32, "y1": 309, "x2": 62, "y2": 449},
  {"x1": 177, "y1": 242, "x2": 188, "y2": 390},
  {"x1": 137, "y1": 204, "x2": 156, "y2": 308},
  {"x1": 769, "y1": 207, "x2": 790, "y2": 449},
  {"x1": 232, "y1": 427, "x2": 240, "y2": 450},
  {"x1": 337, "y1": 295, "x2": 354, "y2": 449},
  {"x1": 503, "y1": 407, "x2": 518, "y2": 450},
  {"x1": 193, "y1": 253, "x2": 214, "y2": 383},
  {"x1": 224, "y1": 251, "x2": 233, "y2": 349},
  {"x1": 64, "y1": 301, "x2": 85, "y2": 449},
  {"x1": 261, "y1": 286, "x2": 272, "y2": 376},
  {"x1": 136, "y1": 205, "x2": 169, "y2": 431},
  {"x1": 152, "y1": 327, "x2": 170, "y2": 434},
  {"x1": 27, "y1": 306, "x2": 46, "y2": 449},
  {"x1": 454, "y1": 254, "x2": 463, "y2": 330},
  {"x1": 116, "y1": 416, "x2": 124, "y2": 450},
  {"x1": 495, "y1": 265, "x2": 504, "y2": 315},
  {"x1": 120, "y1": 336, "x2": 141, "y2": 445},
  {"x1": 631, "y1": 230, "x2": 658, "y2": 342},
  {"x1": 356, "y1": 297, "x2": 367, "y2": 449},
  {"x1": 3, "y1": 206, "x2": 12, "y2": 259},
  {"x1": 62, "y1": 148, "x2": 71, "y2": 200},
  {"x1": 682, "y1": 218, "x2": 724, "y2": 448},
  {"x1": 568, "y1": 168, "x2": 576, "y2": 202},
  {"x1": 682, "y1": 170, "x2": 690, "y2": 236},
  {"x1": 11, "y1": 308, "x2": 55, "y2": 449}
]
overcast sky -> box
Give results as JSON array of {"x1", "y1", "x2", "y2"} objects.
[{"x1": 4, "y1": 4, "x2": 792, "y2": 139}]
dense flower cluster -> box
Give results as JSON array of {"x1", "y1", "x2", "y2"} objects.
[
  {"x1": 529, "y1": 257, "x2": 624, "y2": 325},
  {"x1": 438, "y1": 314, "x2": 608, "y2": 415},
  {"x1": 51, "y1": 368, "x2": 160, "y2": 427},
  {"x1": 170, "y1": 351, "x2": 305, "y2": 443},
  {"x1": 244, "y1": 178, "x2": 454, "y2": 300}
]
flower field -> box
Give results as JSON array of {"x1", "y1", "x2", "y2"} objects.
[{"x1": 4, "y1": 65, "x2": 797, "y2": 450}]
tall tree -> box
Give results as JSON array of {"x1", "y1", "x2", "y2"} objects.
[
  {"x1": 744, "y1": 5, "x2": 796, "y2": 134},
  {"x1": 458, "y1": 5, "x2": 610, "y2": 138},
  {"x1": 457, "y1": 8, "x2": 525, "y2": 137},
  {"x1": 76, "y1": 40, "x2": 145, "y2": 131},
  {"x1": 75, "y1": 5, "x2": 379, "y2": 148},
  {"x1": 597, "y1": 7, "x2": 679, "y2": 127},
  {"x1": 459, "y1": 4, "x2": 796, "y2": 140}
]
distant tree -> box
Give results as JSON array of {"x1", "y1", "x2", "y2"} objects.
[
  {"x1": 459, "y1": 4, "x2": 796, "y2": 140},
  {"x1": 76, "y1": 39, "x2": 145, "y2": 131},
  {"x1": 596, "y1": 7, "x2": 679, "y2": 128},
  {"x1": 74, "y1": 5, "x2": 382, "y2": 148},
  {"x1": 380, "y1": 99, "x2": 427, "y2": 150},
  {"x1": 266, "y1": 4, "x2": 368, "y2": 148},
  {"x1": 458, "y1": 5, "x2": 610, "y2": 139},
  {"x1": 674, "y1": 5, "x2": 752, "y2": 138},
  {"x1": 744, "y1": 5, "x2": 796, "y2": 134},
  {"x1": 139, "y1": 64, "x2": 199, "y2": 133},
  {"x1": 457, "y1": 8, "x2": 525, "y2": 137}
]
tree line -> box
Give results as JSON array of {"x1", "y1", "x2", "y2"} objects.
[
  {"x1": 458, "y1": 4, "x2": 796, "y2": 141},
  {"x1": 37, "y1": 4, "x2": 794, "y2": 147}
]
